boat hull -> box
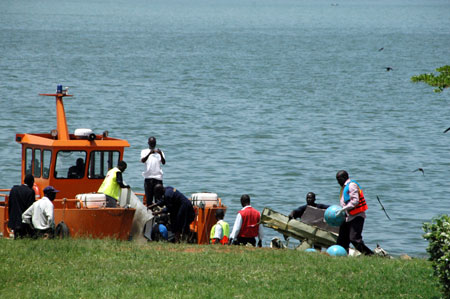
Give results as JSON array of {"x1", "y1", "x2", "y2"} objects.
[
  {"x1": 54, "y1": 207, "x2": 135, "y2": 240},
  {"x1": 0, "y1": 195, "x2": 135, "y2": 240}
]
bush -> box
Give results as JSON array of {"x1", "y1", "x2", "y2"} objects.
[
  {"x1": 411, "y1": 65, "x2": 450, "y2": 92},
  {"x1": 423, "y1": 214, "x2": 450, "y2": 298}
]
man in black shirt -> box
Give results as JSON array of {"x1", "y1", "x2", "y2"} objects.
[
  {"x1": 288, "y1": 192, "x2": 329, "y2": 220},
  {"x1": 8, "y1": 174, "x2": 35, "y2": 238}
]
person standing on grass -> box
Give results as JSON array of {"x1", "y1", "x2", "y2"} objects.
[
  {"x1": 229, "y1": 194, "x2": 263, "y2": 247},
  {"x1": 335, "y1": 170, "x2": 373, "y2": 255},
  {"x1": 141, "y1": 136, "x2": 165, "y2": 206},
  {"x1": 8, "y1": 174, "x2": 36, "y2": 238}
]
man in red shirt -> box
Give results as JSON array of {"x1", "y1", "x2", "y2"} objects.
[{"x1": 229, "y1": 194, "x2": 263, "y2": 247}]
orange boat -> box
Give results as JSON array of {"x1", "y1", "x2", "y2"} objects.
[{"x1": 0, "y1": 86, "x2": 226, "y2": 244}]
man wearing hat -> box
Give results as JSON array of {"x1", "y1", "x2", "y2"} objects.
[{"x1": 22, "y1": 186, "x2": 59, "y2": 238}]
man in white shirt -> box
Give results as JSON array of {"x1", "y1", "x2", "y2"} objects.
[
  {"x1": 229, "y1": 194, "x2": 263, "y2": 247},
  {"x1": 22, "y1": 186, "x2": 59, "y2": 238},
  {"x1": 141, "y1": 136, "x2": 165, "y2": 207}
]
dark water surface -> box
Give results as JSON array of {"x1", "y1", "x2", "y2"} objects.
[{"x1": 1, "y1": 0, "x2": 449, "y2": 256}]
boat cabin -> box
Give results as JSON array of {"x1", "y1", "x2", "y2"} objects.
[{"x1": 16, "y1": 89, "x2": 129, "y2": 199}]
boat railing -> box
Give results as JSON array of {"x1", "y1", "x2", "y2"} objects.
[
  {"x1": 134, "y1": 192, "x2": 146, "y2": 205},
  {"x1": 52, "y1": 192, "x2": 146, "y2": 209}
]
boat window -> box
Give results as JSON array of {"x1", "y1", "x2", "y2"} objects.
[
  {"x1": 88, "y1": 150, "x2": 120, "y2": 179},
  {"x1": 25, "y1": 148, "x2": 32, "y2": 175},
  {"x1": 34, "y1": 149, "x2": 41, "y2": 178},
  {"x1": 55, "y1": 151, "x2": 87, "y2": 179},
  {"x1": 43, "y1": 150, "x2": 52, "y2": 179}
]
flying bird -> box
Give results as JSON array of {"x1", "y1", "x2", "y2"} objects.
[
  {"x1": 376, "y1": 196, "x2": 391, "y2": 220},
  {"x1": 385, "y1": 67, "x2": 393, "y2": 71},
  {"x1": 412, "y1": 168, "x2": 424, "y2": 176},
  {"x1": 444, "y1": 127, "x2": 450, "y2": 133},
  {"x1": 378, "y1": 47, "x2": 384, "y2": 51}
]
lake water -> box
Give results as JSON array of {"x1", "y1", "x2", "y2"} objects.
[{"x1": 1, "y1": 0, "x2": 449, "y2": 257}]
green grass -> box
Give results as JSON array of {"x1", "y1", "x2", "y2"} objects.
[{"x1": 0, "y1": 238, "x2": 440, "y2": 298}]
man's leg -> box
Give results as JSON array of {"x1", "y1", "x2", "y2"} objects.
[
  {"x1": 144, "y1": 179, "x2": 152, "y2": 206},
  {"x1": 336, "y1": 221, "x2": 351, "y2": 252},
  {"x1": 236, "y1": 237, "x2": 256, "y2": 246},
  {"x1": 349, "y1": 217, "x2": 373, "y2": 255}
]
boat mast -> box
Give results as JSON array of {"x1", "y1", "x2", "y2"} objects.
[{"x1": 39, "y1": 85, "x2": 72, "y2": 140}]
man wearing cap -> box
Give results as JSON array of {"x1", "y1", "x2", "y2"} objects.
[
  {"x1": 22, "y1": 186, "x2": 58, "y2": 238},
  {"x1": 8, "y1": 174, "x2": 36, "y2": 238},
  {"x1": 288, "y1": 192, "x2": 330, "y2": 220},
  {"x1": 98, "y1": 160, "x2": 130, "y2": 207},
  {"x1": 141, "y1": 136, "x2": 165, "y2": 207}
]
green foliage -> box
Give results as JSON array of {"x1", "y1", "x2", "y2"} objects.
[
  {"x1": 423, "y1": 214, "x2": 450, "y2": 298},
  {"x1": 411, "y1": 65, "x2": 450, "y2": 92},
  {"x1": 0, "y1": 239, "x2": 440, "y2": 298}
]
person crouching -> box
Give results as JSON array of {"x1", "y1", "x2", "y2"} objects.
[{"x1": 210, "y1": 209, "x2": 230, "y2": 245}]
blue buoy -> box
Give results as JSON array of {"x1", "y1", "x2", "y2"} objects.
[
  {"x1": 326, "y1": 245, "x2": 347, "y2": 257},
  {"x1": 305, "y1": 248, "x2": 317, "y2": 253},
  {"x1": 324, "y1": 205, "x2": 346, "y2": 227},
  {"x1": 158, "y1": 224, "x2": 168, "y2": 240}
]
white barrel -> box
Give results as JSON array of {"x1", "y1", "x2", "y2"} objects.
[
  {"x1": 191, "y1": 192, "x2": 219, "y2": 207},
  {"x1": 76, "y1": 193, "x2": 106, "y2": 208}
]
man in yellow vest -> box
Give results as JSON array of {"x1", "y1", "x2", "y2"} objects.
[
  {"x1": 98, "y1": 160, "x2": 130, "y2": 207},
  {"x1": 210, "y1": 209, "x2": 230, "y2": 245}
]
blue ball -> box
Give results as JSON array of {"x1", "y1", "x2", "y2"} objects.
[
  {"x1": 324, "y1": 205, "x2": 346, "y2": 227},
  {"x1": 326, "y1": 245, "x2": 347, "y2": 257},
  {"x1": 158, "y1": 224, "x2": 168, "y2": 240},
  {"x1": 305, "y1": 248, "x2": 317, "y2": 253}
]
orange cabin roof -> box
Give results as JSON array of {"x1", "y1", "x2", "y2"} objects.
[{"x1": 16, "y1": 90, "x2": 130, "y2": 199}]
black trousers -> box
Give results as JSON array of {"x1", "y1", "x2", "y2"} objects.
[
  {"x1": 144, "y1": 178, "x2": 162, "y2": 206},
  {"x1": 337, "y1": 216, "x2": 373, "y2": 255},
  {"x1": 35, "y1": 228, "x2": 54, "y2": 239},
  {"x1": 105, "y1": 195, "x2": 118, "y2": 208},
  {"x1": 172, "y1": 203, "x2": 195, "y2": 235},
  {"x1": 13, "y1": 225, "x2": 34, "y2": 239}
]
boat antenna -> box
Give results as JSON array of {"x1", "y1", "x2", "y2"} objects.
[{"x1": 39, "y1": 85, "x2": 72, "y2": 141}]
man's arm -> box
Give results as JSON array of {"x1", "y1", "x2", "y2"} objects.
[
  {"x1": 338, "y1": 183, "x2": 360, "y2": 216},
  {"x1": 257, "y1": 223, "x2": 264, "y2": 247},
  {"x1": 116, "y1": 172, "x2": 130, "y2": 189},
  {"x1": 289, "y1": 205, "x2": 306, "y2": 220},
  {"x1": 212, "y1": 223, "x2": 223, "y2": 244},
  {"x1": 22, "y1": 204, "x2": 33, "y2": 224},
  {"x1": 229, "y1": 213, "x2": 242, "y2": 241},
  {"x1": 157, "y1": 149, "x2": 166, "y2": 165},
  {"x1": 140, "y1": 149, "x2": 151, "y2": 163},
  {"x1": 316, "y1": 203, "x2": 330, "y2": 210},
  {"x1": 44, "y1": 202, "x2": 55, "y2": 229}
]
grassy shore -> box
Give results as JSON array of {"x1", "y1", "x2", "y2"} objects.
[{"x1": 0, "y1": 238, "x2": 440, "y2": 298}]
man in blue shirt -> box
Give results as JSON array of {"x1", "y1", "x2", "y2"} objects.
[{"x1": 151, "y1": 184, "x2": 195, "y2": 243}]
